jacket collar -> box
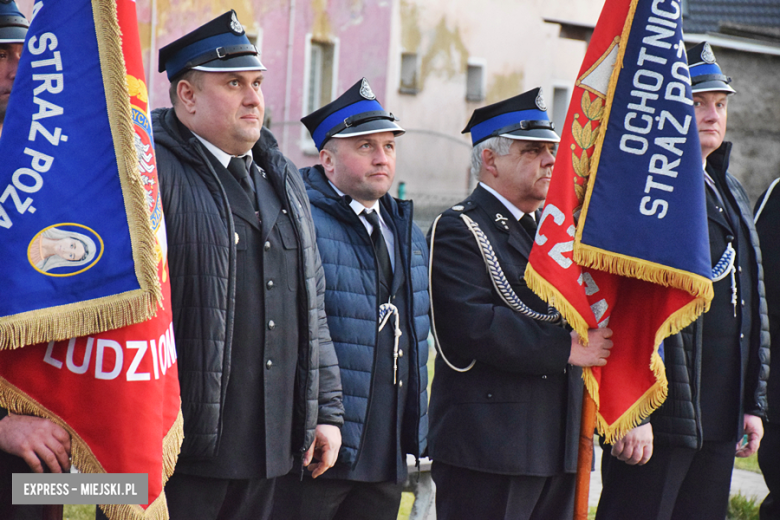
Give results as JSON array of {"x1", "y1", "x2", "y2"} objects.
[
  {"x1": 154, "y1": 108, "x2": 289, "y2": 233},
  {"x1": 470, "y1": 184, "x2": 534, "y2": 259},
  {"x1": 705, "y1": 141, "x2": 732, "y2": 182}
]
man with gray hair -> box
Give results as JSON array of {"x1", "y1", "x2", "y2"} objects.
[{"x1": 426, "y1": 88, "x2": 613, "y2": 519}]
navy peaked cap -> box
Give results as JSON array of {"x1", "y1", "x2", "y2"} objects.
[
  {"x1": 158, "y1": 10, "x2": 265, "y2": 80},
  {"x1": 686, "y1": 42, "x2": 735, "y2": 94},
  {"x1": 301, "y1": 78, "x2": 404, "y2": 151},
  {"x1": 463, "y1": 87, "x2": 560, "y2": 146},
  {"x1": 0, "y1": 0, "x2": 28, "y2": 44}
]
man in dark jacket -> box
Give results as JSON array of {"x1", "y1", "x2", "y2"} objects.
[
  {"x1": 596, "y1": 42, "x2": 769, "y2": 520},
  {"x1": 427, "y1": 88, "x2": 613, "y2": 520},
  {"x1": 272, "y1": 78, "x2": 429, "y2": 520},
  {"x1": 152, "y1": 11, "x2": 344, "y2": 519},
  {"x1": 755, "y1": 181, "x2": 780, "y2": 519}
]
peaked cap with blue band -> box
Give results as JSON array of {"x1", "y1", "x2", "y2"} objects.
[
  {"x1": 686, "y1": 42, "x2": 735, "y2": 94},
  {"x1": 158, "y1": 10, "x2": 265, "y2": 81},
  {"x1": 463, "y1": 87, "x2": 560, "y2": 146},
  {"x1": 301, "y1": 78, "x2": 404, "y2": 151},
  {"x1": 0, "y1": 0, "x2": 28, "y2": 44}
]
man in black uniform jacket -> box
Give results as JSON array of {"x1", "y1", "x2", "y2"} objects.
[
  {"x1": 152, "y1": 11, "x2": 344, "y2": 519},
  {"x1": 755, "y1": 180, "x2": 780, "y2": 520},
  {"x1": 596, "y1": 41, "x2": 769, "y2": 520},
  {"x1": 426, "y1": 88, "x2": 614, "y2": 520}
]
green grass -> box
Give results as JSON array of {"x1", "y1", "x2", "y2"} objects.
[
  {"x1": 728, "y1": 492, "x2": 760, "y2": 520},
  {"x1": 397, "y1": 491, "x2": 416, "y2": 520},
  {"x1": 734, "y1": 452, "x2": 761, "y2": 473},
  {"x1": 64, "y1": 504, "x2": 96, "y2": 520}
]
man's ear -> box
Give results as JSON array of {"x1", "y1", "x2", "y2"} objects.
[
  {"x1": 481, "y1": 148, "x2": 499, "y2": 179},
  {"x1": 177, "y1": 80, "x2": 197, "y2": 114},
  {"x1": 320, "y1": 147, "x2": 337, "y2": 178}
]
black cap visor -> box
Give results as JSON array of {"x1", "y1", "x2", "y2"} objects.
[
  {"x1": 500, "y1": 127, "x2": 561, "y2": 143},
  {"x1": 491, "y1": 120, "x2": 560, "y2": 143},
  {"x1": 192, "y1": 53, "x2": 266, "y2": 73},
  {"x1": 0, "y1": 25, "x2": 26, "y2": 44},
  {"x1": 332, "y1": 118, "x2": 405, "y2": 141},
  {"x1": 691, "y1": 79, "x2": 736, "y2": 94}
]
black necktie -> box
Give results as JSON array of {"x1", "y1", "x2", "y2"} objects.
[
  {"x1": 363, "y1": 209, "x2": 393, "y2": 285},
  {"x1": 227, "y1": 156, "x2": 257, "y2": 210},
  {"x1": 519, "y1": 213, "x2": 537, "y2": 237}
]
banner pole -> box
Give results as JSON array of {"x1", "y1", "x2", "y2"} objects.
[{"x1": 574, "y1": 391, "x2": 597, "y2": 520}]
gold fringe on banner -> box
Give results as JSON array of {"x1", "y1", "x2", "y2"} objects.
[
  {"x1": 0, "y1": 0, "x2": 162, "y2": 350},
  {"x1": 574, "y1": 244, "x2": 715, "y2": 304},
  {"x1": 564, "y1": 0, "x2": 713, "y2": 441},
  {"x1": 0, "y1": 377, "x2": 183, "y2": 520},
  {"x1": 161, "y1": 410, "x2": 184, "y2": 486},
  {"x1": 524, "y1": 263, "x2": 590, "y2": 342},
  {"x1": 581, "y1": 295, "x2": 711, "y2": 443}
]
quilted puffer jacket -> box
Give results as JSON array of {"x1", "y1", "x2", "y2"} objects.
[
  {"x1": 152, "y1": 108, "x2": 343, "y2": 467},
  {"x1": 301, "y1": 164, "x2": 429, "y2": 467},
  {"x1": 651, "y1": 142, "x2": 769, "y2": 449}
]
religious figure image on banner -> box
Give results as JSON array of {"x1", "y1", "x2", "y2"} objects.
[{"x1": 28, "y1": 225, "x2": 101, "y2": 275}]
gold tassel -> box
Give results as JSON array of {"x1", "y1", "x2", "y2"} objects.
[
  {"x1": 0, "y1": 293, "x2": 156, "y2": 350},
  {"x1": 93, "y1": 0, "x2": 161, "y2": 311},
  {"x1": 574, "y1": 244, "x2": 714, "y2": 305},
  {"x1": 161, "y1": 409, "x2": 184, "y2": 486},
  {"x1": 524, "y1": 263, "x2": 591, "y2": 343}
]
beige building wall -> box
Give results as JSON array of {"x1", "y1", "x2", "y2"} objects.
[{"x1": 383, "y1": 0, "x2": 604, "y2": 223}]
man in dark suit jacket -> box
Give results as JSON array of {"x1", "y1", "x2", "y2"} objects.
[{"x1": 427, "y1": 88, "x2": 613, "y2": 520}]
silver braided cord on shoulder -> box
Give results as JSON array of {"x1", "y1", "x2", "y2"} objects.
[
  {"x1": 459, "y1": 213, "x2": 561, "y2": 323},
  {"x1": 428, "y1": 214, "x2": 477, "y2": 372},
  {"x1": 427, "y1": 211, "x2": 562, "y2": 374}
]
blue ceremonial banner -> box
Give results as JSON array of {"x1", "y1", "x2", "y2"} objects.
[
  {"x1": 0, "y1": 0, "x2": 161, "y2": 349},
  {"x1": 526, "y1": 0, "x2": 714, "y2": 444},
  {"x1": 576, "y1": 0, "x2": 711, "y2": 280}
]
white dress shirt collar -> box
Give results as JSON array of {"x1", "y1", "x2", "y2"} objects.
[
  {"x1": 328, "y1": 180, "x2": 382, "y2": 218},
  {"x1": 192, "y1": 132, "x2": 253, "y2": 169},
  {"x1": 479, "y1": 182, "x2": 531, "y2": 221}
]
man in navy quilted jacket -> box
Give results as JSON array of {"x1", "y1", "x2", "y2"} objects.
[{"x1": 272, "y1": 78, "x2": 430, "y2": 520}]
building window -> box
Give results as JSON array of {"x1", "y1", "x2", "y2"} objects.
[
  {"x1": 466, "y1": 60, "x2": 485, "y2": 102},
  {"x1": 400, "y1": 53, "x2": 419, "y2": 94},
  {"x1": 306, "y1": 40, "x2": 335, "y2": 114},
  {"x1": 302, "y1": 38, "x2": 337, "y2": 155},
  {"x1": 552, "y1": 87, "x2": 570, "y2": 136}
]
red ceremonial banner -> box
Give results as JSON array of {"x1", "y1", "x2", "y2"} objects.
[
  {"x1": 0, "y1": 2, "x2": 182, "y2": 519},
  {"x1": 525, "y1": 0, "x2": 712, "y2": 442}
]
